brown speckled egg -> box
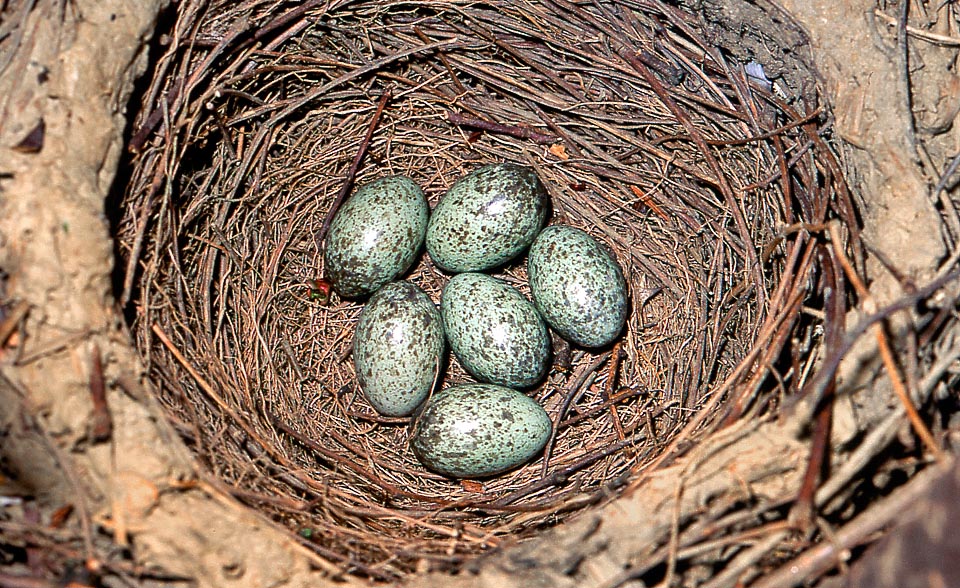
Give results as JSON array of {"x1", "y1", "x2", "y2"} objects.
[
  {"x1": 354, "y1": 281, "x2": 445, "y2": 416},
  {"x1": 440, "y1": 273, "x2": 550, "y2": 388},
  {"x1": 410, "y1": 383, "x2": 551, "y2": 478},
  {"x1": 324, "y1": 176, "x2": 428, "y2": 298},
  {"x1": 528, "y1": 225, "x2": 628, "y2": 347},
  {"x1": 426, "y1": 163, "x2": 548, "y2": 272}
]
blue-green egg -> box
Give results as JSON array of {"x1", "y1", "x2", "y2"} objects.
[
  {"x1": 426, "y1": 163, "x2": 548, "y2": 272},
  {"x1": 410, "y1": 383, "x2": 552, "y2": 478},
  {"x1": 324, "y1": 176, "x2": 428, "y2": 298},
  {"x1": 528, "y1": 225, "x2": 628, "y2": 347},
  {"x1": 353, "y1": 281, "x2": 445, "y2": 416},
  {"x1": 441, "y1": 273, "x2": 549, "y2": 388}
]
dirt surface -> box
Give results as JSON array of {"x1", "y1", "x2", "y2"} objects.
[
  {"x1": 0, "y1": 0, "x2": 957, "y2": 587},
  {"x1": 0, "y1": 1, "x2": 331, "y2": 586}
]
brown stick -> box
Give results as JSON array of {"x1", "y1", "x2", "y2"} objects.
[
  {"x1": 540, "y1": 351, "x2": 612, "y2": 477},
  {"x1": 827, "y1": 222, "x2": 944, "y2": 461},
  {"x1": 0, "y1": 301, "x2": 29, "y2": 347},
  {"x1": 128, "y1": 80, "x2": 183, "y2": 154},
  {"x1": 560, "y1": 387, "x2": 652, "y2": 428},
  {"x1": 0, "y1": 572, "x2": 55, "y2": 588},
  {"x1": 752, "y1": 459, "x2": 953, "y2": 588},
  {"x1": 414, "y1": 26, "x2": 466, "y2": 95},
  {"x1": 269, "y1": 414, "x2": 457, "y2": 506},
  {"x1": 317, "y1": 88, "x2": 392, "y2": 245},
  {"x1": 88, "y1": 342, "x2": 112, "y2": 442},
  {"x1": 790, "y1": 245, "x2": 841, "y2": 530},
  {"x1": 785, "y1": 264, "x2": 960, "y2": 425},
  {"x1": 603, "y1": 341, "x2": 628, "y2": 446},
  {"x1": 447, "y1": 111, "x2": 558, "y2": 144},
  {"x1": 254, "y1": 0, "x2": 327, "y2": 42}
]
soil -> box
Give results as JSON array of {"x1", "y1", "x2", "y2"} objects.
[{"x1": 0, "y1": 0, "x2": 957, "y2": 587}]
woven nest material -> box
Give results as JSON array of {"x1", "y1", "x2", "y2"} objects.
[{"x1": 117, "y1": 0, "x2": 856, "y2": 580}]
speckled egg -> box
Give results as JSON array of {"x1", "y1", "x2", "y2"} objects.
[
  {"x1": 426, "y1": 163, "x2": 548, "y2": 272},
  {"x1": 441, "y1": 273, "x2": 550, "y2": 388},
  {"x1": 323, "y1": 176, "x2": 428, "y2": 298},
  {"x1": 353, "y1": 281, "x2": 445, "y2": 416},
  {"x1": 528, "y1": 225, "x2": 628, "y2": 347},
  {"x1": 410, "y1": 383, "x2": 551, "y2": 478}
]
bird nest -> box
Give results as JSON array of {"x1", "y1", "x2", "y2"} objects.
[{"x1": 116, "y1": 0, "x2": 856, "y2": 580}]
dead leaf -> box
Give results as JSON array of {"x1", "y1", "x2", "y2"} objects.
[
  {"x1": 629, "y1": 185, "x2": 669, "y2": 221},
  {"x1": 460, "y1": 480, "x2": 484, "y2": 492},
  {"x1": 549, "y1": 143, "x2": 569, "y2": 160},
  {"x1": 49, "y1": 504, "x2": 74, "y2": 528}
]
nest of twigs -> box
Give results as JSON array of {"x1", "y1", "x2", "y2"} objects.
[{"x1": 116, "y1": 0, "x2": 858, "y2": 580}]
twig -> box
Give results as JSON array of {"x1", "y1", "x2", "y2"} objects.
[
  {"x1": 269, "y1": 414, "x2": 455, "y2": 506},
  {"x1": 595, "y1": 516, "x2": 794, "y2": 588},
  {"x1": 317, "y1": 88, "x2": 392, "y2": 244},
  {"x1": 31, "y1": 415, "x2": 95, "y2": 562},
  {"x1": 826, "y1": 223, "x2": 944, "y2": 461},
  {"x1": 635, "y1": 49, "x2": 685, "y2": 85},
  {"x1": 703, "y1": 107, "x2": 823, "y2": 146},
  {"x1": 14, "y1": 331, "x2": 88, "y2": 366},
  {"x1": 132, "y1": 13, "x2": 252, "y2": 154},
  {"x1": 229, "y1": 38, "x2": 462, "y2": 204},
  {"x1": 541, "y1": 351, "x2": 611, "y2": 477},
  {"x1": 933, "y1": 151, "x2": 960, "y2": 196},
  {"x1": 447, "y1": 111, "x2": 558, "y2": 144},
  {"x1": 151, "y1": 323, "x2": 275, "y2": 467},
  {"x1": 751, "y1": 458, "x2": 953, "y2": 588},
  {"x1": 873, "y1": 8, "x2": 960, "y2": 45},
  {"x1": 560, "y1": 387, "x2": 653, "y2": 428},
  {"x1": 0, "y1": 572, "x2": 55, "y2": 588},
  {"x1": 629, "y1": 185, "x2": 670, "y2": 221},
  {"x1": 88, "y1": 342, "x2": 112, "y2": 442},
  {"x1": 678, "y1": 520, "x2": 793, "y2": 562},
  {"x1": 661, "y1": 478, "x2": 684, "y2": 587},
  {"x1": 0, "y1": 301, "x2": 29, "y2": 347},
  {"x1": 788, "y1": 263, "x2": 960, "y2": 425},
  {"x1": 414, "y1": 26, "x2": 466, "y2": 95},
  {"x1": 129, "y1": 80, "x2": 184, "y2": 154},
  {"x1": 699, "y1": 529, "x2": 791, "y2": 588},
  {"x1": 294, "y1": 533, "x2": 400, "y2": 582},
  {"x1": 602, "y1": 341, "x2": 627, "y2": 447},
  {"x1": 790, "y1": 245, "x2": 843, "y2": 529},
  {"x1": 896, "y1": 0, "x2": 920, "y2": 163},
  {"x1": 492, "y1": 437, "x2": 636, "y2": 508},
  {"x1": 279, "y1": 334, "x2": 306, "y2": 381},
  {"x1": 525, "y1": 99, "x2": 585, "y2": 158},
  {"x1": 254, "y1": 0, "x2": 327, "y2": 42},
  {"x1": 120, "y1": 168, "x2": 163, "y2": 307}
]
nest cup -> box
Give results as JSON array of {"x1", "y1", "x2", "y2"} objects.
[{"x1": 118, "y1": 0, "x2": 853, "y2": 580}]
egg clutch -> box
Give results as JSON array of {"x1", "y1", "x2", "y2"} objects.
[{"x1": 323, "y1": 163, "x2": 629, "y2": 478}]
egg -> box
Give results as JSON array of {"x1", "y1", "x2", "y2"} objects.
[
  {"x1": 353, "y1": 281, "x2": 445, "y2": 416},
  {"x1": 527, "y1": 225, "x2": 628, "y2": 347},
  {"x1": 324, "y1": 176, "x2": 428, "y2": 298},
  {"x1": 410, "y1": 383, "x2": 552, "y2": 478},
  {"x1": 441, "y1": 273, "x2": 550, "y2": 388},
  {"x1": 426, "y1": 163, "x2": 548, "y2": 272}
]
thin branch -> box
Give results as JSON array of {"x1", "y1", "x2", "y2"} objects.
[
  {"x1": 317, "y1": 88, "x2": 392, "y2": 245},
  {"x1": 447, "y1": 111, "x2": 558, "y2": 144}
]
